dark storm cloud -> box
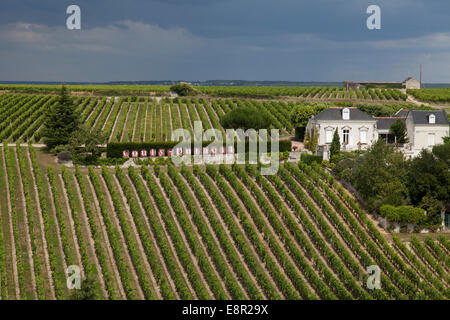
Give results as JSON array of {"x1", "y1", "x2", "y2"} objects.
[{"x1": 1, "y1": 0, "x2": 450, "y2": 82}]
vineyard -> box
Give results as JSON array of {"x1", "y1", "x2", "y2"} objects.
[
  {"x1": 0, "y1": 92, "x2": 416, "y2": 144},
  {"x1": 407, "y1": 88, "x2": 450, "y2": 103},
  {"x1": 0, "y1": 84, "x2": 407, "y2": 100},
  {"x1": 0, "y1": 144, "x2": 448, "y2": 300}
]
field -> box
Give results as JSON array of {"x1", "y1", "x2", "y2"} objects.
[
  {"x1": 407, "y1": 88, "x2": 450, "y2": 103},
  {"x1": 0, "y1": 92, "x2": 420, "y2": 144},
  {"x1": 0, "y1": 84, "x2": 407, "y2": 100},
  {"x1": 0, "y1": 144, "x2": 448, "y2": 300}
]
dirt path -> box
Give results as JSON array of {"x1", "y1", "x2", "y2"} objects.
[
  {"x1": 159, "y1": 102, "x2": 164, "y2": 141},
  {"x1": 143, "y1": 103, "x2": 148, "y2": 142},
  {"x1": 131, "y1": 104, "x2": 140, "y2": 142},
  {"x1": 119, "y1": 103, "x2": 132, "y2": 142},
  {"x1": 14, "y1": 150, "x2": 38, "y2": 299},
  {"x1": 45, "y1": 175, "x2": 68, "y2": 285},
  {"x1": 26, "y1": 149, "x2": 56, "y2": 299},
  {"x1": 98, "y1": 174, "x2": 145, "y2": 300},
  {"x1": 58, "y1": 174, "x2": 85, "y2": 276},
  {"x1": 73, "y1": 176, "x2": 109, "y2": 299},
  {"x1": 168, "y1": 103, "x2": 173, "y2": 141},
  {"x1": 406, "y1": 93, "x2": 434, "y2": 108},
  {"x1": 108, "y1": 101, "x2": 124, "y2": 143},
  {"x1": 84, "y1": 98, "x2": 102, "y2": 124},
  {"x1": 124, "y1": 172, "x2": 179, "y2": 299},
  {"x1": 179, "y1": 173, "x2": 249, "y2": 299},
  {"x1": 111, "y1": 174, "x2": 161, "y2": 299},
  {"x1": 101, "y1": 98, "x2": 118, "y2": 131},
  {"x1": 138, "y1": 173, "x2": 197, "y2": 299},
  {"x1": 1, "y1": 148, "x2": 20, "y2": 299},
  {"x1": 147, "y1": 101, "x2": 154, "y2": 141},
  {"x1": 175, "y1": 102, "x2": 186, "y2": 140},
  {"x1": 91, "y1": 100, "x2": 108, "y2": 130},
  {"x1": 199, "y1": 101, "x2": 214, "y2": 129},
  {"x1": 86, "y1": 177, "x2": 126, "y2": 299},
  {"x1": 182, "y1": 103, "x2": 194, "y2": 133}
]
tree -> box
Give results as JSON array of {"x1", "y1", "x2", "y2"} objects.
[
  {"x1": 42, "y1": 85, "x2": 80, "y2": 150},
  {"x1": 69, "y1": 124, "x2": 107, "y2": 161},
  {"x1": 69, "y1": 277, "x2": 98, "y2": 300},
  {"x1": 407, "y1": 149, "x2": 450, "y2": 206},
  {"x1": 290, "y1": 104, "x2": 326, "y2": 140},
  {"x1": 330, "y1": 129, "x2": 340, "y2": 161},
  {"x1": 303, "y1": 130, "x2": 310, "y2": 150},
  {"x1": 220, "y1": 105, "x2": 272, "y2": 131},
  {"x1": 307, "y1": 126, "x2": 318, "y2": 153},
  {"x1": 389, "y1": 119, "x2": 408, "y2": 145},
  {"x1": 419, "y1": 195, "x2": 445, "y2": 228},
  {"x1": 432, "y1": 138, "x2": 450, "y2": 165},
  {"x1": 170, "y1": 82, "x2": 198, "y2": 96},
  {"x1": 351, "y1": 140, "x2": 408, "y2": 212}
]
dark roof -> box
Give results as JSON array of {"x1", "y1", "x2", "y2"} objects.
[
  {"x1": 375, "y1": 117, "x2": 406, "y2": 131},
  {"x1": 410, "y1": 110, "x2": 449, "y2": 125},
  {"x1": 313, "y1": 108, "x2": 375, "y2": 121},
  {"x1": 394, "y1": 109, "x2": 409, "y2": 117}
]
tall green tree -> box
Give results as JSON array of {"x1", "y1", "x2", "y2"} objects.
[
  {"x1": 389, "y1": 119, "x2": 408, "y2": 145},
  {"x1": 290, "y1": 104, "x2": 326, "y2": 140},
  {"x1": 352, "y1": 140, "x2": 409, "y2": 212},
  {"x1": 42, "y1": 85, "x2": 80, "y2": 150},
  {"x1": 330, "y1": 129, "x2": 340, "y2": 161},
  {"x1": 407, "y1": 149, "x2": 449, "y2": 206}
]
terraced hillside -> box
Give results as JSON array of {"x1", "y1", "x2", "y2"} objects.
[{"x1": 0, "y1": 144, "x2": 448, "y2": 300}]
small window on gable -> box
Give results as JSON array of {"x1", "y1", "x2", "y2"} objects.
[
  {"x1": 429, "y1": 114, "x2": 435, "y2": 124},
  {"x1": 342, "y1": 108, "x2": 350, "y2": 120}
]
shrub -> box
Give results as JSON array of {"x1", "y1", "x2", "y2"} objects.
[
  {"x1": 170, "y1": 82, "x2": 198, "y2": 96},
  {"x1": 379, "y1": 205, "x2": 426, "y2": 224},
  {"x1": 300, "y1": 153, "x2": 322, "y2": 165}
]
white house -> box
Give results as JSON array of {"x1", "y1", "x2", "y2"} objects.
[
  {"x1": 306, "y1": 107, "x2": 449, "y2": 159},
  {"x1": 402, "y1": 77, "x2": 421, "y2": 89},
  {"x1": 306, "y1": 107, "x2": 378, "y2": 159},
  {"x1": 405, "y1": 110, "x2": 449, "y2": 157}
]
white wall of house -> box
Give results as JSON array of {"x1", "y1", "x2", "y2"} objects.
[
  {"x1": 409, "y1": 125, "x2": 449, "y2": 155},
  {"x1": 307, "y1": 120, "x2": 378, "y2": 151},
  {"x1": 405, "y1": 112, "x2": 449, "y2": 156},
  {"x1": 403, "y1": 77, "x2": 421, "y2": 89}
]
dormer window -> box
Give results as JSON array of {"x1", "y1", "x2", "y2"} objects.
[
  {"x1": 428, "y1": 114, "x2": 435, "y2": 124},
  {"x1": 342, "y1": 108, "x2": 350, "y2": 120}
]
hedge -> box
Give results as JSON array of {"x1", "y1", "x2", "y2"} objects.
[
  {"x1": 300, "y1": 153, "x2": 322, "y2": 165},
  {"x1": 107, "y1": 140, "x2": 292, "y2": 158},
  {"x1": 379, "y1": 205, "x2": 426, "y2": 224}
]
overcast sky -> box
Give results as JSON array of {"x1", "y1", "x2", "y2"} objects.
[{"x1": 1, "y1": 0, "x2": 450, "y2": 82}]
